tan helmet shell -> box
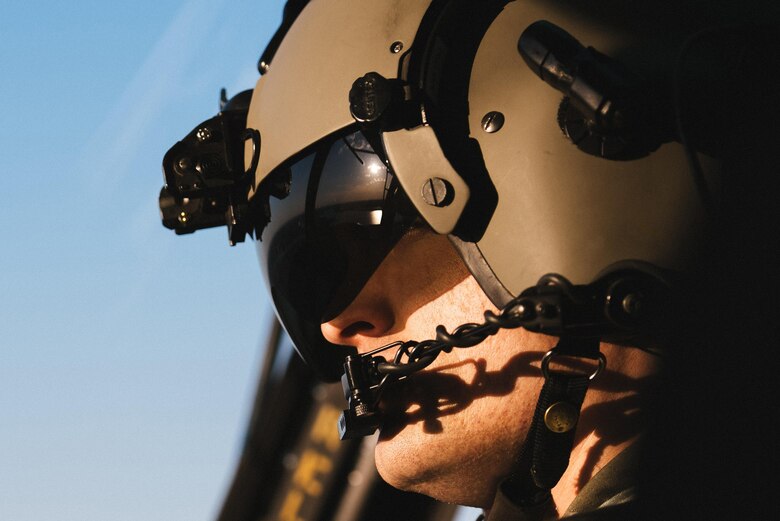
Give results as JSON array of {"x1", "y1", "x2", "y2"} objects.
[
  {"x1": 457, "y1": 0, "x2": 718, "y2": 302},
  {"x1": 245, "y1": 0, "x2": 433, "y2": 197},
  {"x1": 246, "y1": 0, "x2": 775, "y2": 306}
]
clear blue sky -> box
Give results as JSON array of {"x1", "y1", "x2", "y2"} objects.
[{"x1": 1, "y1": 1, "x2": 285, "y2": 519}]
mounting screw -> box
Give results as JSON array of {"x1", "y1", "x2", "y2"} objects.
[
  {"x1": 390, "y1": 41, "x2": 404, "y2": 54},
  {"x1": 421, "y1": 177, "x2": 453, "y2": 207},
  {"x1": 177, "y1": 211, "x2": 188, "y2": 224},
  {"x1": 481, "y1": 111, "x2": 505, "y2": 133}
]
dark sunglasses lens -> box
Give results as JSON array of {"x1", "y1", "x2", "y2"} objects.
[{"x1": 255, "y1": 130, "x2": 416, "y2": 379}]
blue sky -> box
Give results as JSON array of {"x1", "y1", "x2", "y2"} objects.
[{"x1": 1, "y1": 1, "x2": 285, "y2": 519}]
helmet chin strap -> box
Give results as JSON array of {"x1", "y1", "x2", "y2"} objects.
[
  {"x1": 487, "y1": 336, "x2": 605, "y2": 521},
  {"x1": 336, "y1": 271, "x2": 668, "y2": 515}
]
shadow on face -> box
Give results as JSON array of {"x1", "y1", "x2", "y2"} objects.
[{"x1": 379, "y1": 344, "x2": 655, "y2": 440}]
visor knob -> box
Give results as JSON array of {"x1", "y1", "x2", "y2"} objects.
[{"x1": 349, "y1": 72, "x2": 392, "y2": 123}]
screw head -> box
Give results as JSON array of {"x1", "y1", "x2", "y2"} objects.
[
  {"x1": 177, "y1": 211, "x2": 188, "y2": 224},
  {"x1": 421, "y1": 177, "x2": 453, "y2": 207},
  {"x1": 390, "y1": 41, "x2": 404, "y2": 54},
  {"x1": 481, "y1": 111, "x2": 505, "y2": 133}
]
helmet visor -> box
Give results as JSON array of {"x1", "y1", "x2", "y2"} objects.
[{"x1": 256, "y1": 128, "x2": 419, "y2": 380}]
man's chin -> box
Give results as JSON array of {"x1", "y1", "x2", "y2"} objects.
[
  {"x1": 374, "y1": 434, "x2": 496, "y2": 508},
  {"x1": 373, "y1": 431, "x2": 430, "y2": 493},
  {"x1": 376, "y1": 386, "x2": 410, "y2": 441}
]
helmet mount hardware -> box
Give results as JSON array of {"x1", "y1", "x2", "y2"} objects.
[
  {"x1": 159, "y1": 89, "x2": 257, "y2": 245},
  {"x1": 518, "y1": 20, "x2": 668, "y2": 160}
]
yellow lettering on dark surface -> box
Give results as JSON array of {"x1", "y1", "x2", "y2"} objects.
[
  {"x1": 310, "y1": 404, "x2": 342, "y2": 452},
  {"x1": 278, "y1": 489, "x2": 304, "y2": 521},
  {"x1": 292, "y1": 449, "x2": 333, "y2": 496}
]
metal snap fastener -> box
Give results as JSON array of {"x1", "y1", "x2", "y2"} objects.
[{"x1": 544, "y1": 401, "x2": 579, "y2": 433}]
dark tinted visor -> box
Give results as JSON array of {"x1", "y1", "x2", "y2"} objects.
[{"x1": 255, "y1": 128, "x2": 419, "y2": 381}]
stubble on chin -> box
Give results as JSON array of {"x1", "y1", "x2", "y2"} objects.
[
  {"x1": 370, "y1": 339, "x2": 538, "y2": 507},
  {"x1": 373, "y1": 391, "x2": 523, "y2": 507},
  {"x1": 366, "y1": 266, "x2": 553, "y2": 506}
]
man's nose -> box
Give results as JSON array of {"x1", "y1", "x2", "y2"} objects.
[{"x1": 320, "y1": 298, "x2": 395, "y2": 350}]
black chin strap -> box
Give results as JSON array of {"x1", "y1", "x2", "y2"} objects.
[{"x1": 487, "y1": 337, "x2": 605, "y2": 521}]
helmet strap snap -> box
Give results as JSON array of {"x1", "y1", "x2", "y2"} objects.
[{"x1": 488, "y1": 337, "x2": 605, "y2": 521}]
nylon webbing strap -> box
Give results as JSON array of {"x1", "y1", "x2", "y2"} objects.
[
  {"x1": 532, "y1": 337, "x2": 600, "y2": 488},
  {"x1": 530, "y1": 370, "x2": 590, "y2": 488},
  {"x1": 488, "y1": 337, "x2": 602, "y2": 521}
]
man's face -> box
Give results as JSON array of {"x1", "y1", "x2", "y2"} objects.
[{"x1": 321, "y1": 230, "x2": 557, "y2": 507}]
